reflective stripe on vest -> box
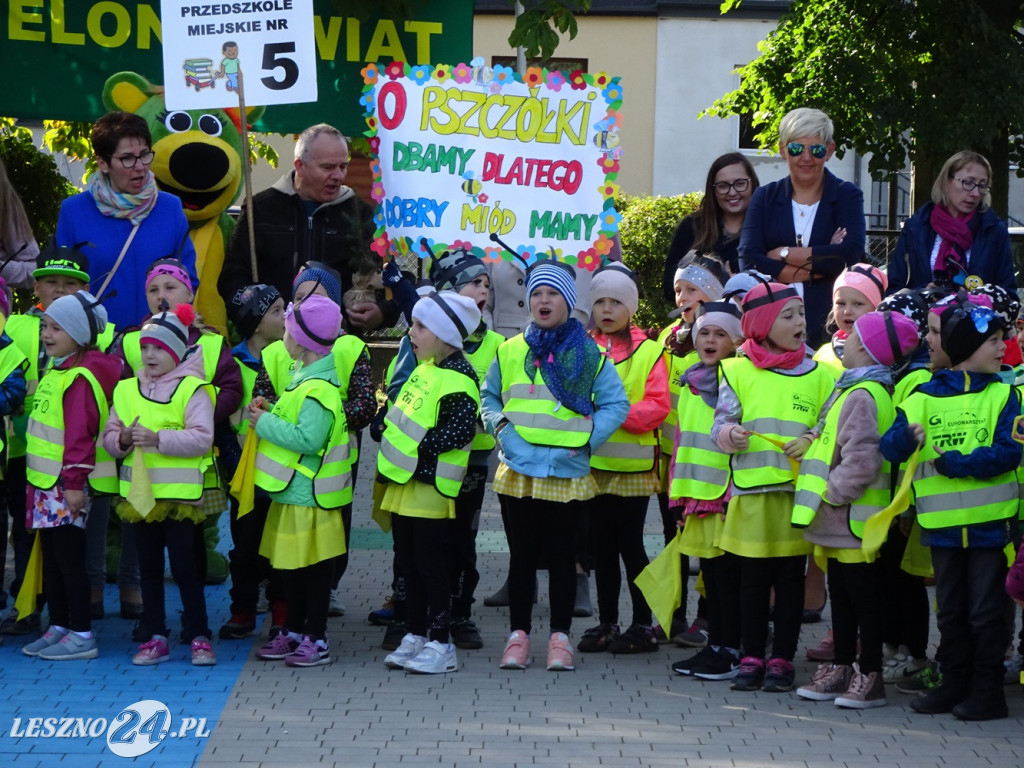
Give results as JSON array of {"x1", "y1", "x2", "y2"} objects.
[
  {"x1": 670, "y1": 371, "x2": 731, "y2": 500},
  {"x1": 254, "y1": 376, "x2": 353, "y2": 508},
  {"x1": 112, "y1": 376, "x2": 213, "y2": 501},
  {"x1": 899, "y1": 383, "x2": 1020, "y2": 528},
  {"x1": 591, "y1": 338, "x2": 662, "y2": 472},
  {"x1": 5, "y1": 314, "x2": 41, "y2": 459},
  {"x1": 791, "y1": 382, "x2": 896, "y2": 538},
  {"x1": 263, "y1": 335, "x2": 366, "y2": 399},
  {"x1": 720, "y1": 356, "x2": 833, "y2": 489},
  {"x1": 657, "y1": 323, "x2": 698, "y2": 454},
  {"x1": 497, "y1": 334, "x2": 600, "y2": 449},
  {"x1": 464, "y1": 331, "x2": 503, "y2": 452},
  {"x1": 377, "y1": 362, "x2": 479, "y2": 498},
  {"x1": 26, "y1": 366, "x2": 117, "y2": 493}
]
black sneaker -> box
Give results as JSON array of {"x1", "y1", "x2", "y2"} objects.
[
  {"x1": 761, "y1": 657, "x2": 796, "y2": 692},
  {"x1": 382, "y1": 622, "x2": 407, "y2": 651},
  {"x1": 577, "y1": 622, "x2": 619, "y2": 653},
  {"x1": 910, "y1": 683, "x2": 969, "y2": 714},
  {"x1": 693, "y1": 648, "x2": 742, "y2": 681},
  {"x1": 218, "y1": 614, "x2": 257, "y2": 639},
  {"x1": 608, "y1": 624, "x2": 658, "y2": 654},
  {"x1": 450, "y1": 619, "x2": 483, "y2": 650},
  {"x1": 730, "y1": 657, "x2": 766, "y2": 691},
  {"x1": 672, "y1": 645, "x2": 717, "y2": 676}
]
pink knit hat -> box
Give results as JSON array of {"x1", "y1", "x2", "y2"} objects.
[
  {"x1": 834, "y1": 263, "x2": 887, "y2": 309},
  {"x1": 740, "y1": 281, "x2": 801, "y2": 343},
  {"x1": 285, "y1": 294, "x2": 340, "y2": 355},
  {"x1": 854, "y1": 310, "x2": 919, "y2": 366}
]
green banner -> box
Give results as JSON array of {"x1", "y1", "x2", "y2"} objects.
[{"x1": 1, "y1": 0, "x2": 473, "y2": 135}]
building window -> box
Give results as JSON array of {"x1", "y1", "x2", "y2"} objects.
[
  {"x1": 491, "y1": 56, "x2": 588, "y2": 74},
  {"x1": 737, "y1": 111, "x2": 760, "y2": 151}
]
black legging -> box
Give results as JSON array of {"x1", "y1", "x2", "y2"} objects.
[
  {"x1": 393, "y1": 514, "x2": 452, "y2": 642},
  {"x1": 878, "y1": 525, "x2": 930, "y2": 659},
  {"x1": 39, "y1": 525, "x2": 89, "y2": 633},
  {"x1": 828, "y1": 559, "x2": 886, "y2": 673},
  {"x1": 702, "y1": 552, "x2": 741, "y2": 650},
  {"x1": 281, "y1": 558, "x2": 334, "y2": 640},
  {"x1": 451, "y1": 465, "x2": 488, "y2": 619},
  {"x1": 737, "y1": 554, "x2": 805, "y2": 661},
  {"x1": 590, "y1": 494, "x2": 651, "y2": 627}
]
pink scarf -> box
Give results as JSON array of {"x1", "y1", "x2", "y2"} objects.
[
  {"x1": 739, "y1": 338, "x2": 807, "y2": 370},
  {"x1": 929, "y1": 204, "x2": 975, "y2": 279}
]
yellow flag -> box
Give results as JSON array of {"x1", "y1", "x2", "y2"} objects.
[
  {"x1": 126, "y1": 447, "x2": 157, "y2": 519},
  {"x1": 229, "y1": 430, "x2": 259, "y2": 517},
  {"x1": 634, "y1": 530, "x2": 685, "y2": 634},
  {"x1": 370, "y1": 479, "x2": 392, "y2": 533},
  {"x1": 861, "y1": 447, "x2": 921, "y2": 559},
  {"x1": 748, "y1": 430, "x2": 801, "y2": 479},
  {"x1": 15, "y1": 534, "x2": 42, "y2": 619}
]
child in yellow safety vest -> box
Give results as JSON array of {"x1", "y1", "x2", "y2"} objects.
[
  {"x1": 813, "y1": 264, "x2": 887, "y2": 378},
  {"x1": 712, "y1": 281, "x2": 834, "y2": 693},
  {"x1": 579, "y1": 263, "x2": 669, "y2": 655},
  {"x1": 655, "y1": 251, "x2": 728, "y2": 643},
  {"x1": 377, "y1": 290, "x2": 482, "y2": 675},
  {"x1": 0, "y1": 278, "x2": 27, "y2": 618},
  {"x1": 22, "y1": 292, "x2": 120, "y2": 660},
  {"x1": 102, "y1": 305, "x2": 217, "y2": 667},
  {"x1": 792, "y1": 310, "x2": 918, "y2": 709},
  {"x1": 481, "y1": 261, "x2": 629, "y2": 673},
  {"x1": 216, "y1": 283, "x2": 285, "y2": 641},
  {"x1": 249, "y1": 295, "x2": 350, "y2": 669},
  {"x1": 668, "y1": 300, "x2": 745, "y2": 680}
]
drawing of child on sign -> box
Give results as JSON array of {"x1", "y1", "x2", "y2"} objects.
[{"x1": 217, "y1": 41, "x2": 241, "y2": 92}]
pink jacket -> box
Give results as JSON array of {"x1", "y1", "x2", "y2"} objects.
[
  {"x1": 57, "y1": 350, "x2": 125, "y2": 492},
  {"x1": 102, "y1": 346, "x2": 214, "y2": 461},
  {"x1": 590, "y1": 325, "x2": 670, "y2": 434}
]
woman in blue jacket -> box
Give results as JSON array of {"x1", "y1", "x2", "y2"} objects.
[
  {"x1": 886, "y1": 151, "x2": 1015, "y2": 296},
  {"x1": 738, "y1": 108, "x2": 866, "y2": 349}
]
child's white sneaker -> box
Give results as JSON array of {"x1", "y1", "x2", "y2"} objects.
[
  {"x1": 384, "y1": 633, "x2": 426, "y2": 669},
  {"x1": 405, "y1": 641, "x2": 458, "y2": 674}
]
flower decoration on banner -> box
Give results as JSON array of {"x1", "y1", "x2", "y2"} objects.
[
  {"x1": 600, "y1": 209, "x2": 623, "y2": 233},
  {"x1": 606, "y1": 111, "x2": 623, "y2": 130},
  {"x1": 492, "y1": 64, "x2": 515, "y2": 88},
  {"x1": 370, "y1": 233, "x2": 390, "y2": 257},
  {"x1": 578, "y1": 248, "x2": 602, "y2": 271},
  {"x1": 598, "y1": 154, "x2": 621, "y2": 174},
  {"x1": 369, "y1": 159, "x2": 381, "y2": 177},
  {"x1": 477, "y1": 193, "x2": 489, "y2": 204},
  {"x1": 547, "y1": 70, "x2": 567, "y2": 91},
  {"x1": 593, "y1": 234, "x2": 614, "y2": 256},
  {"x1": 592, "y1": 72, "x2": 611, "y2": 88},
  {"x1": 524, "y1": 67, "x2": 544, "y2": 88},
  {"x1": 433, "y1": 64, "x2": 451, "y2": 82},
  {"x1": 517, "y1": 245, "x2": 537, "y2": 265},
  {"x1": 385, "y1": 61, "x2": 406, "y2": 80},
  {"x1": 359, "y1": 88, "x2": 375, "y2": 110},
  {"x1": 602, "y1": 82, "x2": 623, "y2": 104},
  {"x1": 368, "y1": 136, "x2": 380, "y2": 155},
  {"x1": 569, "y1": 70, "x2": 588, "y2": 90},
  {"x1": 371, "y1": 181, "x2": 385, "y2": 201},
  {"x1": 361, "y1": 63, "x2": 379, "y2": 85},
  {"x1": 373, "y1": 211, "x2": 385, "y2": 229},
  {"x1": 483, "y1": 246, "x2": 503, "y2": 262},
  {"x1": 410, "y1": 65, "x2": 433, "y2": 85},
  {"x1": 452, "y1": 239, "x2": 472, "y2": 251},
  {"x1": 365, "y1": 116, "x2": 378, "y2": 134},
  {"x1": 453, "y1": 62, "x2": 472, "y2": 83},
  {"x1": 600, "y1": 181, "x2": 620, "y2": 199}
]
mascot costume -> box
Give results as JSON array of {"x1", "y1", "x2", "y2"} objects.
[{"x1": 100, "y1": 71, "x2": 263, "y2": 585}]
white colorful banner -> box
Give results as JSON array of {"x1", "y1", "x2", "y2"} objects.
[
  {"x1": 160, "y1": 0, "x2": 317, "y2": 110},
  {"x1": 362, "y1": 58, "x2": 624, "y2": 269}
]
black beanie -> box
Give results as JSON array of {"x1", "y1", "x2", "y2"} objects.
[
  {"x1": 229, "y1": 283, "x2": 281, "y2": 339},
  {"x1": 939, "y1": 298, "x2": 1007, "y2": 367}
]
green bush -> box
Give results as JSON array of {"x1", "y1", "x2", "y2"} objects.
[{"x1": 617, "y1": 191, "x2": 702, "y2": 329}]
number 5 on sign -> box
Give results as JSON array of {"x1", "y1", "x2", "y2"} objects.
[{"x1": 160, "y1": 0, "x2": 318, "y2": 110}]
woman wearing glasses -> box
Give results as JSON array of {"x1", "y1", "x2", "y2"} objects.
[
  {"x1": 738, "y1": 108, "x2": 866, "y2": 349},
  {"x1": 662, "y1": 153, "x2": 760, "y2": 300},
  {"x1": 886, "y1": 151, "x2": 1015, "y2": 295},
  {"x1": 55, "y1": 111, "x2": 198, "y2": 330}
]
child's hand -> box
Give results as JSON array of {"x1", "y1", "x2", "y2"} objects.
[
  {"x1": 64, "y1": 488, "x2": 85, "y2": 514},
  {"x1": 727, "y1": 425, "x2": 750, "y2": 451},
  {"x1": 119, "y1": 416, "x2": 139, "y2": 449},
  {"x1": 247, "y1": 396, "x2": 269, "y2": 427},
  {"x1": 784, "y1": 434, "x2": 813, "y2": 459},
  {"x1": 908, "y1": 423, "x2": 925, "y2": 445},
  {"x1": 131, "y1": 423, "x2": 159, "y2": 448}
]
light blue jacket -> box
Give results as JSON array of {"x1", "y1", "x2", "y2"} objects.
[{"x1": 480, "y1": 340, "x2": 629, "y2": 479}]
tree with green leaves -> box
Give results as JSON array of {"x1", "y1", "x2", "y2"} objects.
[{"x1": 707, "y1": 0, "x2": 1024, "y2": 217}]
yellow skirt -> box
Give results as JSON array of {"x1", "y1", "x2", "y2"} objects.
[
  {"x1": 717, "y1": 491, "x2": 813, "y2": 558},
  {"x1": 813, "y1": 544, "x2": 872, "y2": 570},
  {"x1": 592, "y1": 468, "x2": 661, "y2": 498},
  {"x1": 116, "y1": 499, "x2": 205, "y2": 525},
  {"x1": 260, "y1": 502, "x2": 347, "y2": 570},
  {"x1": 493, "y1": 463, "x2": 597, "y2": 502},
  {"x1": 381, "y1": 478, "x2": 455, "y2": 520},
  {"x1": 680, "y1": 513, "x2": 724, "y2": 559}
]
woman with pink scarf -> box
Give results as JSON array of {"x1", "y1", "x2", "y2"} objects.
[{"x1": 887, "y1": 151, "x2": 1014, "y2": 295}]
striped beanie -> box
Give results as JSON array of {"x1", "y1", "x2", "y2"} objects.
[
  {"x1": 525, "y1": 260, "x2": 576, "y2": 310},
  {"x1": 140, "y1": 304, "x2": 194, "y2": 364}
]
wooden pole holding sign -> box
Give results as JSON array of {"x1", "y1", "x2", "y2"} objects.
[{"x1": 237, "y1": 70, "x2": 259, "y2": 283}]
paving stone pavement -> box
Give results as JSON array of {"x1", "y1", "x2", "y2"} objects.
[{"x1": 2, "y1": 442, "x2": 1023, "y2": 767}]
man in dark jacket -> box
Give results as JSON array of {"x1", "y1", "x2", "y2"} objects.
[{"x1": 219, "y1": 123, "x2": 398, "y2": 331}]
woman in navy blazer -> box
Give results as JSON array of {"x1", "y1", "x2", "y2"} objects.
[
  {"x1": 738, "y1": 108, "x2": 866, "y2": 349},
  {"x1": 886, "y1": 150, "x2": 1015, "y2": 296}
]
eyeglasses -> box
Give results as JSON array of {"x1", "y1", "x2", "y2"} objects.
[
  {"x1": 110, "y1": 150, "x2": 155, "y2": 169},
  {"x1": 953, "y1": 176, "x2": 989, "y2": 194},
  {"x1": 713, "y1": 178, "x2": 751, "y2": 195},
  {"x1": 786, "y1": 142, "x2": 827, "y2": 159}
]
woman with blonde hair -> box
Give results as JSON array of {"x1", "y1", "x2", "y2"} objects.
[{"x1": 0, "y1": 155, "x2": 40, "y2": 290}]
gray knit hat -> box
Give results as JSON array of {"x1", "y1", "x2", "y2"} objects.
[{"x1": 44, "y1": 291, "x2": 108, "y2": 348}]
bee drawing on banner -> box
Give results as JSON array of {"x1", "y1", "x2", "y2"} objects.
[
  {"x1": 592, "y1": 118, "x2": 622, "y2": 159},
  {"x1": 461, "y1": 171, "x2": 483, "y2": 202},
  {"x1": 470, "y1": 56, "x2": 499, "y2": 93}
]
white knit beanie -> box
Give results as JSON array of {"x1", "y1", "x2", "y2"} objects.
[
  {"x1": 44, "y1": 291, "x2": 108, "y2": 348},
  {"x1": 411, "y1": 290, "x2": 482, "y2": 350}
]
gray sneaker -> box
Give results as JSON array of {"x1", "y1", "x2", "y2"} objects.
[
  {"x1": 38, "y1": 632, "x2": 98, "y2": 660},
  {"x1": 328, "y1": 593, "x2": 346, "y2": 618},
  {"x1": 22, "y1": 627, "x2": 68, "y2": 657}
]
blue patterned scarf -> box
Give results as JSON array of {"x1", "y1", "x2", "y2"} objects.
[{"x1": 523, "y1": 318, "x2": 602, "y2": 416}]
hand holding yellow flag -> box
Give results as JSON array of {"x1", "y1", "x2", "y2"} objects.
[
  {"x1": 229, "y1": 429, "x2": 259, "y2": 517},
  {"x1": 126, "y1": 446, "x2": 157, "y2": 519},
  {"x1": 14, "y1": 534, "x2": 42, "y2": 619},
  {"x1": 861, "y1": 447, "x2": 921, "y2": 559},
  {"x1": 748, "y1": 430, "x2": 801, "y2": 479}
]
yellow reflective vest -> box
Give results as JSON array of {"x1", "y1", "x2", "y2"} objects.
[
  {"x1": 26, "y1": 365, "x2": 116, "y2": 494},
  {"x1": 720, "y1": 356, "x2": 834, "y2": 489},
  {"x1": 670, "y1": 368, "x2": 731, "y2": 500},
  {"x1": 231, "y1": 358, "x2": 259, "y2": 436},
  {"x1": 254, "y1": 376, "x2": 352, "y2": 509},
  {"x1": 112, "y1": 376, "x2": 214, "y2": 501},
  {"x1": 463, "y1": 331, "x2": 503, "y2": 452},
  {"x1": 263, "y1": 334, "x2": 366, "y2": 399},
  {"x1": 497, "y1": 334, "x2": 604, "y2": 449},
  {"x1": 122, "y1": 329, "x2": 221, "y2": 383},
  {"x1": 899, "y1": 382, "x2": 1020, "y2": 529},
  {"x1": 791, "y1": 381, "x2": 896, "y2": 538},
  {"x1": 0, "y1": 338, "x2": 28, "y2": 456},
  {"x1": 590, "y1": 337, "x2": 662, "y2": 472},
  {"x1": 378, "y1": 361, "x2": 480, "y2": 498},
  {"x1": 657, "y1": 324, "x2": 698, "y2": 456},
  {"x1": 812, "y1": 341, "x2": 843, "y2": 379},
  {"x1": 5, "y1": 313, "x2": 41, "y2": 459}
]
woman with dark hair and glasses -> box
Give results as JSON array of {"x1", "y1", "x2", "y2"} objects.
[
  {"x1": 738, "y1": 108, "x2": 866, "y2": 349},
  {"x1": 887, "y1": 150, "x2": 1015, "y2": 296},
  {"x1": 662, "y1": 153, "x2": 760, "y2": 300},
  {"x1": 55, "y1": 111, "x2": 198, "y2": 331}
]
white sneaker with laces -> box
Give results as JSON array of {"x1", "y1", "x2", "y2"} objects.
[
  {"x1": 405, "y1": 640, "x2": 458, "y2": 674},
  {"x1": 384, "y1": 633, "x2": 426, "y2": 669}
]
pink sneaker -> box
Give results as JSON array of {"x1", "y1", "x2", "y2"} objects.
[
  {"x1": 132, "y1": 635, "x2": 170, "y2": 666},
  {"x1": 546, "y1": 632, "x2": 575, "y2": 671},
  {"x1": 499, "y1": 630, "x2": 530, "y2": 669},
  {"x1": 256, "y1": 632, "x2": 299, "y2": 660},
  {"x1": 285, "y1": 636, "x2": 331, "y2": 667},
  {"x1": 191, "y1": 636, "x2": 217, "y2": 666},
  {"x1": 806, "y1": 627, "x2": 835, "y2": 662}
]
